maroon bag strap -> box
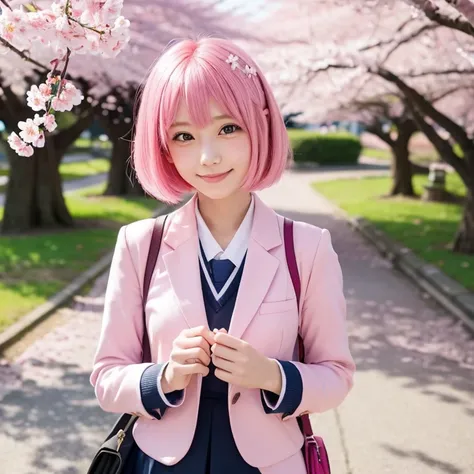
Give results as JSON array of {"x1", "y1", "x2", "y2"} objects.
[
  {"x1": 141, "y1": 214, "x2": 168, "y2": 363},
  {"x1": 283, "y1": 217, "x2": 314, "y2": 437}
]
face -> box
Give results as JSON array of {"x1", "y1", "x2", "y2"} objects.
[{"x1": 166, "y1": 99, "x2": 251, "y2": 201}]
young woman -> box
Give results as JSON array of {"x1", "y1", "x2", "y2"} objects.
[{"x1": 90, "y1": 37, "x2": 355, "y2": 474}]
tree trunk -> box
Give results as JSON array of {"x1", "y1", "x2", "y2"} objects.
[
  {"x1": 104, "y1": 133, "x2": 145, "y2": 196},
  {"x1": 453, "y1": 189, "x2": 474, "y2": 254},
  {"x1": 2, "y1": 139, "x2": 73, "y2": 233},
  {"x1": 390, "y1": 143, "x2": 416, "y2": 196}
]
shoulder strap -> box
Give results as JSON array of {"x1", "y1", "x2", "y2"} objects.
[
  {"x1": 284, "y1": 217, "x2": 315, "y2": 437},
  {"x1": 141, "y1": 214, "x2": 168, "y2": 363},
  {"x1": 283, "y1": 218, "x2": 305, "y2": 364}
]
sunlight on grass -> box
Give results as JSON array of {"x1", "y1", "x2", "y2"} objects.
[
  {"x1": 59, "y1": 158, "x2": 110, "y2": 180},
  {"x1": 0, "y1": 158, "x2": 110, "y2": 194},
  {"x1": 0, "y1": 183, "x2": 159, "y2": 331},
  {"x1": 313, "y1": 173, "x2": 473, "y2": 290}
]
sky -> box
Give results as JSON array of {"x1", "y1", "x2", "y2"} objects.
[{"x1": 209, "y1": 0, "x2": 282, "y2": 21}]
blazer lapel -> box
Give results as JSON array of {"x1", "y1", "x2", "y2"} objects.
[
  {"x1": 162, "y1": 195, "x2": 208, "y2": 330},
  {"x1": 229, "y1": 194, "x2": 282, "y2": 340}
]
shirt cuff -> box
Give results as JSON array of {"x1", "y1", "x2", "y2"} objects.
[
  {"x1": 140, "y1": 363, "x2": 184, "y2": 419},
  {"x1": 157, "y1": 362, "x2": 185, "y2": 407},
  {"x1": 262, "y1": 360, "x2": 286, "y2": 410},
  {"x1": 260, "y1": 360, "x2": 303, "y2": 415}
]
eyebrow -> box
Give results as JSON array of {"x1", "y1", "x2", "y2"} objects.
[{"x1": 170, "y1": 114, "x2": 234, "y2": 128}]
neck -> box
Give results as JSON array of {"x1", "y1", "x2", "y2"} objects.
[{"x1": 197, "y1": 191, "x2": 252, "y2": 249}]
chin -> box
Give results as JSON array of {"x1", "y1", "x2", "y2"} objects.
[
  {"x1": 197, "y1": 188, "x2": 239, "y2": 201},
  {"x1": 193, "y1": 181, "x2": 244, "y2": 201}
]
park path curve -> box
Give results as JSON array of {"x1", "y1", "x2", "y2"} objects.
[{"x1": 0, "y1": 168, "x2": 473, "y2": 474}]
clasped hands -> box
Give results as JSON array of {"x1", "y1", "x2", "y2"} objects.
[{"x1": 161, "y1": 326, "x2": 282, "y2": 395}]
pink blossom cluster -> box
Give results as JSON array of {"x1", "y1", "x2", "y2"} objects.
[
  {"x1": 0, "y1": 0, "x2": 130, "y2": 59},
  {"x1": 1, "y1": 0, "x2": 130, "y2": 155},
  {"x1": 8, "y1": 74, "x2": 83, "y2": 156}
]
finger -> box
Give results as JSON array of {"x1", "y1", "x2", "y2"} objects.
[
  {"x1": 182, "y1": 326, "x2": 215, "y2": 345},
  {"x1": 181, "y1": 347, "x2": 211, "y2": 366},
  {"x1": 214, "y1": 368, "x2": 233, "y2": 383},
  {"x1": 213, "y1": 332, "x2": 243, "y2": 350},
  {"x1": 177, "y1": 336, "x2": 211, "y2": 357},
  {"x1": 179, "y1": 362, "x2": 210, "y2": 377},
  {"x1": 211, "y1": 343, "x2": 238, "y2": 362},
  {"x1": 213, "y1": 328, "x2": 227, "y2": 334},
  {"x1": 212, "y1": 355, "x2": 235, "y2": 373}
]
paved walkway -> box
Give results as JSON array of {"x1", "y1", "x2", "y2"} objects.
[{"x1": 1, "y1": 169, "x2": 473, "y2": 474}]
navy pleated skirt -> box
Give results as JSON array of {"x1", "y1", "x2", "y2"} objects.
[{"x1": 123, "y1": 393, "x2": 260, "y2": 474}]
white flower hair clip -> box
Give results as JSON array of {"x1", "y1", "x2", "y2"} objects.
[{"x1": 226, "y1": 54, "x2": 257, "y2": 78}]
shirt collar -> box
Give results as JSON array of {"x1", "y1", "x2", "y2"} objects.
[{"x1": 195, "y1": 196, "x2": 254, "y2": 268}]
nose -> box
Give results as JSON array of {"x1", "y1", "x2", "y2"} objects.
[{"x1": 200, "y1": 145, "x2": 221, "y2": 166}]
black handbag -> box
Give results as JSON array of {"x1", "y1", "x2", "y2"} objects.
[{"x1": 87, "y1": 214, "x2": 168, "y2": 474}]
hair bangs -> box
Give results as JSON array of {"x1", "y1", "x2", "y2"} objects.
[{"x1": 133, "y1": 37, "x2": 290, "y2": 204}]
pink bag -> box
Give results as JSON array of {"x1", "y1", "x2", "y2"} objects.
[{"x1": 284, "y1": 218, "x2": 331, "y2": 474}]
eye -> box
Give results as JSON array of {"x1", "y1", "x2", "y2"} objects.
[
  {"x1": 220, "y1": 124, "x2": 241, "y2": 135},
  {"x1": 172, "y1": 132, "x2": 194, "y2": 142}
]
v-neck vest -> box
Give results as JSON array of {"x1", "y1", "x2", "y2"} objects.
[{"x1": 199, "y1": 253, "x2": 246, "y2": 396}]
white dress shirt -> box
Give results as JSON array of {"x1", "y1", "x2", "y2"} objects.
[{"x1": 196, "y1": 196, "x2": 254, "y2": 301}]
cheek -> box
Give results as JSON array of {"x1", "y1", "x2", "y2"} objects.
[
  {"x1": 229, "y1": 137, "x2": 251, "y2": 169},
  {"x1": 169, "y1": 147, "x2": 195, "y2": 174}
]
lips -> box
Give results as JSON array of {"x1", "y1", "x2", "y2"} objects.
[{"x1": 198, "y1": 170, "x2": 232, "y2": 183}]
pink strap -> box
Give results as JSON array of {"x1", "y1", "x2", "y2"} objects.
[
  {"x1": 283, "y1": 217, "x2": 314, "y2": 437},
  {"x1": 141, "y1": 214, "x2": 168, "y2": 363}
]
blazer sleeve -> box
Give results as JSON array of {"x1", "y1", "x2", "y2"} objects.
[
  {"x1": 260, "y1": 360, "x2": 302, "y2": 415},
  {"x1": 140, "y1": 363, "x2": 185, "y2": 417},
  {"x1": 283, "y1": 227, "x2": 355, "y2": 421},
  {"x1": 89, "y1": 224, "x2": 168, "y2": 421}
]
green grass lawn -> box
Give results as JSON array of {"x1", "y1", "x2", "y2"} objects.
[
  {"x1": 68, "y1": 137, "x2": 113, "y2": 154},
  {"x1": 0, "y1": 183, "x2": 158, "y2": 332},
  {"x1": 313, "y1": 173, "x2": 474, "y2": 290},
  {"x1": 0, "y1": 158, "x2": 110, "y2": 194}
]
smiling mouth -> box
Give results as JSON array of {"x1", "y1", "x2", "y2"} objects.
[{"x1": 198, "y1": 170, "x2": 233, "y2": 182}]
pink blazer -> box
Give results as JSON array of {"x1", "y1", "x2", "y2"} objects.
[{"x1": 90, "y1": 193, "x2": 355, "y2": 473}]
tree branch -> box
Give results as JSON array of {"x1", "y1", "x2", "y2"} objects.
[
  {"x1": 403, "y1": 67, "x2": 474, "y2": 77},
  {"x1": 0, "y1": 37, "x2": 49, "y2": 72},
  {"x1": 445, "y1": 0, "x2": 474, "y2": 24},
  {"x1": 408, "y1": 103, "x2": 471, "y2": 185},
  {"x1": 375, "y1": 66, "x2": 473, "y2": 151},
  {"x1": 410, "y1": 0, "x2": 474, "y2": 37},
  {"x1": 365, "y1": 122, "x2": 395, "y2": 147},
  {"x1": 379, "y1": 23, "x2": 439, "y2": 64}
]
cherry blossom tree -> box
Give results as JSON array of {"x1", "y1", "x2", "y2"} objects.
[
  {"x1": 0, "y1": 0, "x2": 252, "y2": 232},
  {"x1": 259, "y1": 0, "x2": 474, "y2": 253},
  {"x1": 408, "y1": 0, "x2": 474, "y2": 36},
  {"x1": 0, "y1": 0, "x2": 130, "y2": 232}
]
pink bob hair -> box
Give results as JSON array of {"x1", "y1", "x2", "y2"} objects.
[{"x1": 132, "y1": 37, "x2": 291, "y2": 204}]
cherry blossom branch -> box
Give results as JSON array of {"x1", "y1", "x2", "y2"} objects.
[
  {"x1": 0, "y1": 0, "x2": 11, "y2": 10},
  {"x1": 0, "y1": 37, "x2": 49, "y2": 71},
  {"x1": 376, "y1": 66, "x2": 472, "y2": 152},
  {"x1": 409, "y1": 0, "x2": 474, "y2": 37},
  {"x1": 403, "y1": 67, "x2": 474, "y2": 76},
  {"x1": 1, "y1": 0, "x2": 131, "y2": 156},
  {"x1": 378, "y1": 23, "x2": 439, "y2": 63},
  {"x1": 361, "y1": 22, "x2": 437, "y2": 54},
  {"x1": 445, "y1": 0, "x2": 474, "y2": 24}
]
